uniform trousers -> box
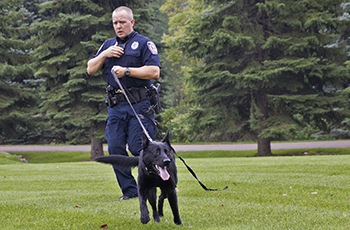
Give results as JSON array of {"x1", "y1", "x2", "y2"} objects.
[{"x1": 105, "y1": 99, "x2": 155, "y2": 197}]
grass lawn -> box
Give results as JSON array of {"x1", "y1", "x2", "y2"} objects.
[
  {"x1": 1, "y1": 154, "x2": 350, "y2": 229},
  {"x1": 5, "y1": 147, "x2": 350, "y2": 163}
]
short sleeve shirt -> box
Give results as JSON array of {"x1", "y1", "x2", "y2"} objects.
[{"x1": 90, "y1": 31, "x2": 161, "y2": 89}]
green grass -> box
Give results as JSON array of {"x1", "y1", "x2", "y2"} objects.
[
  {"x1": 9, "y1": 151, "x2": 95, "y2": 164},
  {"x1": 177, "y1": 147, "x2": 350, "y2": 158},
  {"x1": 1, "y1": 155, "x2": 350, "y2": 229},
  {"x1": 0, "y1": 153, "x2": 23, "y2": 164},
  {"x1": 8, "y1": 147, "x2": 350, "y2": 163}
]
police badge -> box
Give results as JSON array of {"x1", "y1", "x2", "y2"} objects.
[{"x1": 131, "y1": 41, "x2": 139, "y2": 50}]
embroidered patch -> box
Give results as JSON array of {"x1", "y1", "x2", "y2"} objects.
[
  {"x1": 131, "y1": 41, "x2": 139, "y2": 50},
  {"x1": 147, "y1": 41, "x2": 158, "y2": 55}
]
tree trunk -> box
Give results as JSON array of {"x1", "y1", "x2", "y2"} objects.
[
  {"x1": 255, "y1": 92, "x2": 272, "y2": 156},
  {"x1": 256, "y1": 136, "x2": 272, "y2": 156},
  {"x1": 90, "y1": 125, "x2": 104, "y2": 160}
]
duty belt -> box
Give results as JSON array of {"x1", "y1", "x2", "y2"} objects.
[{"x1": 105, "y1": 85, "x2": 148, "y2": 107}]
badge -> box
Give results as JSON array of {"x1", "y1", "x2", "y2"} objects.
[
  {"x1": 147, "y1": 41, "x2": 158, "y2": 55},
  {"x1": 131, "y1": 41, "x2": 139, "y2": 50}
]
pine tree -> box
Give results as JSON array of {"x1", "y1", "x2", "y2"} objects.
[
  {"x1": 31, "y1": 0, "x2": 165, "y2": 158},
  {"x1": 163, "y1": 0, "x2": 350, "y2": 155},
  {"x1": 0, "y1": 0, "x2": 40, "y2": 144}
]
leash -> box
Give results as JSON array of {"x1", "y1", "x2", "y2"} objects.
[
  {"x1": 111, "y1": 70, "x2": 228, "y2": 192},
  {"x1": 171, "y1": 147, "x2": 228, "y2": 191},
  {"x1": 111, "y1": 70, "x2": 153, "y2": 142}
]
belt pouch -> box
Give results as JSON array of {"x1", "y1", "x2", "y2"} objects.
[{"x1": 129, "y1": 88, "x2": 140, "y2": 103}]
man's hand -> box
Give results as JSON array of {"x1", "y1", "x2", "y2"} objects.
[
  {"x1": 112, "y1": 65, "x2": 127, "y2": 78},
  {"x1": 87, "y1": 42, "x2": 124, "y2": 75},
  {"x1": 104, "y1": 42, "x2": 124, "y2": 58}
]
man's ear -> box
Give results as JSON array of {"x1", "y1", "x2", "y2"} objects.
[
  {"x1": 142, "y1": 132, "x2": 150, "y2": 149},
  {"x1": 161, "y1": 130, "x2": 171, "y2": 146}
]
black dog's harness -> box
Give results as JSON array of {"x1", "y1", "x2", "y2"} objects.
[{"x1": 112, "y1": 70, "x2": 228, "y2": 192}]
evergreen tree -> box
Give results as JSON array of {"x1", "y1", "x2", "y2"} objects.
[
  {"x1": 31, "y1": 0, "x2": 165, "y2": 158},
  {"x1": 0, "y1": 0, "x2": 40, "y2": 144},
  {"x1": 163, "y1": 0, "x2": 350, "y2": 155}
]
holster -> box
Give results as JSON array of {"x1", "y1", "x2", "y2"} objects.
[{"x1": 147, "y1": 83, "x2": 161, "y2": 114}]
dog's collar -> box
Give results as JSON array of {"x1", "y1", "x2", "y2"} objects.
[
  {"x1": 144, "y1": 163, "x2": 157, "y2": 175},
  {"x1": 144, "y1": 164, "x2": 176, "y2": 186},
  {"x1": 144, "y1": 166, "x2": 152, "y2": 173}
]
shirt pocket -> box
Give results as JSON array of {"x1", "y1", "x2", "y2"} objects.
[{"x1": 124, "y1": 49, "x2": 142, "y2": 67}]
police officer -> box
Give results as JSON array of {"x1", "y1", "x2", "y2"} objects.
[{"x1": 87, "y1": 6, "x2": 161, "y2": 201}]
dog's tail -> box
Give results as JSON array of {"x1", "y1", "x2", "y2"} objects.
[{"x1": 94, "y1": 155, "x2": 139, "y2": 169}]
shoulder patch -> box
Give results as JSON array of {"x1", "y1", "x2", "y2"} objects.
[{"x1": 147, "y1": 41, "x2": 158, "y2": 55}]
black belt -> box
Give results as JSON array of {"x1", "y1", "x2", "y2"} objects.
[
  {"x1": 126, "y1": 87, "x2": 148, "y2": 103},
  {"x1": 105, "y1": 85, "x2": 148, "y2": 107}
]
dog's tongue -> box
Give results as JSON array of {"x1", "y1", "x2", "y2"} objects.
[{"x1": 159, "y1": 166, "x2": 170, "y2": 181}]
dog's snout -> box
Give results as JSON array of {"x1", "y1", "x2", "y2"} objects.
[{"x1": 163, "y1": 158, "x2": 170, "y2": 166}]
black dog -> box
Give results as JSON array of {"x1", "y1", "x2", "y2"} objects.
[{"x1": 95, "y1": 131, "x2": 182, "y2": 225}]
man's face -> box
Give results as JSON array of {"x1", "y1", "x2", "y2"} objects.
[{"x1": 112, "y1": 10, "x2": 135, "y2": 40}]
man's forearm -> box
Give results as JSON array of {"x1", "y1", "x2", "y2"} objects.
[
  {"x1": 128, "y1": 66, "x2": 160, "y2": 80},
  {"x1": 87, "y1": 54, "x2": 107, "y2": 75},
  {"x1": 111, "y1": 65, "x2": 160, "y2": 79}
]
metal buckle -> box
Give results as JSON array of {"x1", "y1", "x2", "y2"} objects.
[{"x1": 116, "y1": 89, "x2": 123, "y2": 94}]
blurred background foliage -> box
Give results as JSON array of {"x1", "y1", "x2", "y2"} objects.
[{"x1": 1, "y1": 0, "x2": 350, "y2": 153}]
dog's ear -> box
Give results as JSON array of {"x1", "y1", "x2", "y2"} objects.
[
  {"x1": 162, "y1": 130, "x2": 171, "y2": 146},
  {"x1": 142, "y1": 132, "x2": 150, "y2": 149}
]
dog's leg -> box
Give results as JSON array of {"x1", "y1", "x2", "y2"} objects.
[
  {"x1": 167, "y1": 189, "x2": 182, "y2": 225},
  {"x1": 148, "y1": 187, "x2": 160, "y2": 223},
  {"x1": 158, "y1": 190, "x2": 167, "y2": 217},
  {"x1": 138, "y1": 189, "x2": 150, "y2": 224}
]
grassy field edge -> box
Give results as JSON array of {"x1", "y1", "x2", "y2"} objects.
[{"x1": 0, "y1": 147, "x2": 349, "y2": 164}]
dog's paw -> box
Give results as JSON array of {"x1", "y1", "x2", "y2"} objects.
[
  {"x1": 153, "y1": 213, "x2": 160, "y2": 223},
  {"x1": 174, "y1": 218, "x2": 182, "y2": 225},
  {"x1": 141, "y1": 215, "x2": 150, "y2": 224},
  {"x1": 158, "y1": 208, "x2": 164, "y2": 217}
]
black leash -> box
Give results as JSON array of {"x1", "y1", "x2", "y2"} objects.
[
  {"x1": 171, "y1": 147, "x2": 228, "y2": 191},
  {"x1": 111, "y1": 70, "x2": 228, "y2": 192},
  {"x1": 112, "y1": 70, "x2": 153, "y2": 142}
]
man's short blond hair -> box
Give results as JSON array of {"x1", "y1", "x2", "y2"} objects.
[{"x1": 113, "y1": 6, "x2": 133, "y2": 20}]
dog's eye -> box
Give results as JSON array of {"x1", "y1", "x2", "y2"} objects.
[{"x1": 154, "y1": 150, "x2": 159, "y2": 155}]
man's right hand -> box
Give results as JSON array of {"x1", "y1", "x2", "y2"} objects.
[
  {"x1": 104, "y1": 42, "x2": 124, "y2": 58},
  {"x1": 87, "y1": 42, "x2": 123, "y2": 75}
]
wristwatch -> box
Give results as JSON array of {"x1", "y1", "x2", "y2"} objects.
[{"x1": 125, "y1": 67, "x2": 130, "y2": 76}]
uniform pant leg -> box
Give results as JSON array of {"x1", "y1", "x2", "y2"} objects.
[
  {"x1": 105, "y1": 105, "x2": 138, "y2": 197},
  {"x1": 127, "y1": 100, "x2": 156, "y2": 155}
]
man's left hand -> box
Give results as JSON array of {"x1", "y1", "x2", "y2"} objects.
[{"x1": 112, "y1": 66, "x2": 127, "y2": 78}]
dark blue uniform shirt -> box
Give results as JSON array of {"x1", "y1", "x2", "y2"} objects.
[{"x1": 90, "y1": 31, "x2": 161, "y2": 89}]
